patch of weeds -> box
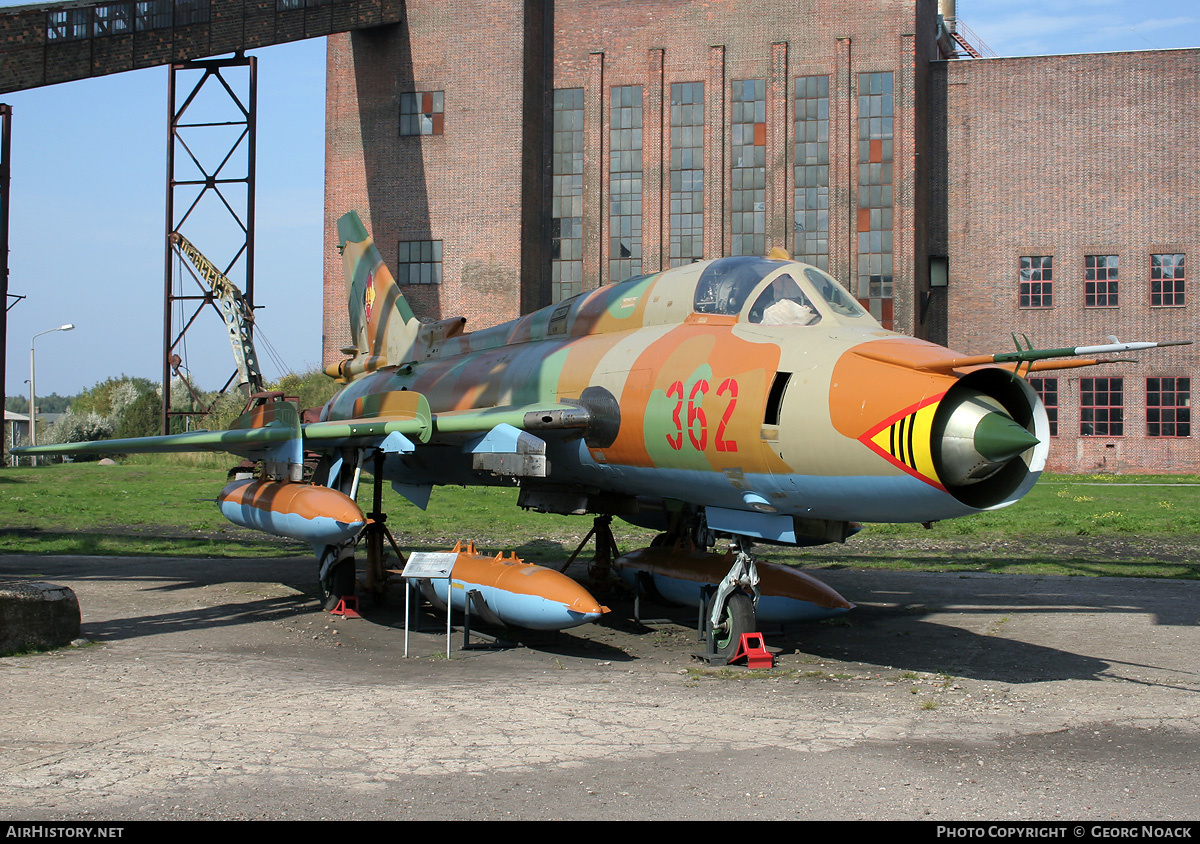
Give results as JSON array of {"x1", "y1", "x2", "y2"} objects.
[
  {"x1": 920, "y1": 698, "x2": 939, "y2": 710},
  {"x1": 819, "y1": 616, "x2": 853, "y2": 627},
  {"x1": 685, "y1": 667, "x2": 797, "y2": 681},
  {"x1": 794, "y1": 669, "x2": 856, "y2": 681},
  {"x1": 0, "y1": 641, "x2": 74, "y2": 658}
]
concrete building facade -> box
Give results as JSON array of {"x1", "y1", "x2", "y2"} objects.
[{"x1": 322, "y1": 0, "x2": 1199, "y2": 474}]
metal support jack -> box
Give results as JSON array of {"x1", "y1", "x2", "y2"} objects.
[
  {"x1": 561, "y1": 514, "x2": 621, "y2": 583},
  {"x1": 361, "y1": 450, "x2": 407, "y2": 602}
]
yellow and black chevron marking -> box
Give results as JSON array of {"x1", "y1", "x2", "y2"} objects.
[{"x1": 859, "y1": 393, "x2": 946, "y2": 490}]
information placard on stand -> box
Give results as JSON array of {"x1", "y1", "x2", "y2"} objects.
[{"x1": 401, "y1": 552, "x2": 458, "y2": 658}]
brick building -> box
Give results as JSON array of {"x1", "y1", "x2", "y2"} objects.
[
  {"x1": 322, "y1": 0, "x2": 1199, "y2": 474},
  {"x1": 931, "y1": 51, "x2": 1200, "y2": 473}
]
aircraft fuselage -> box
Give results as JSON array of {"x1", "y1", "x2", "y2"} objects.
[{"x1": 320, "y1": 257, "x2": 1048, "y2": 537}]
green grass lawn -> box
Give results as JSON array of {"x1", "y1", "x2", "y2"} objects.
[{"x1": 1, "y1": 461, "x2": 1198, "y2": 578}]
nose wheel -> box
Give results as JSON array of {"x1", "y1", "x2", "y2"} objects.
[
  {"x1": 701, "y1": 538, "x2": 761, "y2": 663},
  {"x1": 709, "y1": 592, "x2": 756, "y2": 662}
]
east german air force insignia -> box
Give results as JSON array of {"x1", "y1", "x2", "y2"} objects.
[{"x1": 363, "y1": 272, "x2": 376, "y2": 323}]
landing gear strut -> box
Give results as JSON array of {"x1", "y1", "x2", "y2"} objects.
[
  {"x1": 703, "y1": 537, "x2": 761, "y2": 664},
  {"x1": 315, "y1": 448, "x2": 406, "y2": 611},
  {"x1": 318, "y1": 544, "x2": 356, "y2": 611}
]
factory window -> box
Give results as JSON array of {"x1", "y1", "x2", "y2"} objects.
[
  {"x1": 669, "y1": 82, "x2": 704, "y2": 267},
  {"x1": 277, "y1": 0, "x2": 304, "y2": 9},
  {"x1": 173, "y1": 0, "x2": 209, "y2": 26},
  {"x1": 1080, "y1": 377, "x2": 1123, "y2": 437},
  {"x1": 1147, "y1": 377, "x2": 1190, "y2": 438},
  {"x1": 731, "y1": 78, "x2": 766, "y2": 258},
  {"x1": 1019, "y1": 256, "x2": 1053, "y2": 308},
  {"x1": 94, "y1": 4, "x2": 133, "y2": 36},
  {"x1": 396, "y1": 240, "x2": 442, "y2": 285},
  {"x1": 1151, "y1": 253, "x2": 1185, "y2": 307},
  {"x1": 794, "y1": 75, "x2": 829, "y2": 270},
  {"x1": 856, "y1": 72, "x2": 894, "y2": 328},
  {"x1": 1084, "y1": 255, "x2": 1118, "y2": 307},
  {"x1": 400, "y1": 92, "x2": 444, "y2": 136},
  {"x1": 1028, "y1": 377, "x2": 1058, "y2": 437},
  {"x1": 135, "y1": 1, "x2": 172, "y2": 31},
  {"x1": 610, "y1": 85, "x2": 643, "y2": 282},
  {"x1": 551, "y1": 88, "x2": 584, "y2": 302},
  {"x1": 47, "y1": 9, "x2": 89, "y2": 40}
]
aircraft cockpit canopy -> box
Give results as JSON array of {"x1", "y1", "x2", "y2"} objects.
[
  {"x1": 693, "y1": 257, "x2": 785, "y2": 316},
  {"x1": 748, "y1": 274, "x2": 822, "y2": 325},
  {"x1": 802, "y1": 266, "x2": 870, "y2": 319},
  {"x1": 692, "y1": 257, "x2": 870, "y2": 324}
]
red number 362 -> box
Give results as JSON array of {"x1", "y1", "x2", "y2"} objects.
[{"x1": 666, "y1": 378, "x2": 738, "y2": 453}]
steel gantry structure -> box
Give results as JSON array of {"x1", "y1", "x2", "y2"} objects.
[{"x1": 0, "y1": 0, "x2": 402, "y2": 438}]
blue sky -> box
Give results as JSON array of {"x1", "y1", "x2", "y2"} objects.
[{"x1": 3, "y1": 0, "x2": 1199, "y2": 398}]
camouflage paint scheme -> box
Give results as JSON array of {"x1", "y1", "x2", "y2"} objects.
[
  {"x1": 320, "y1": 212, "x2": 1048, "y2": 532},
  {"x1": 18, "y1": 211, "x2": 1181, "y2": 630}
]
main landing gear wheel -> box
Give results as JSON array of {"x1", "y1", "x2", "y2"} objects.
[
  {"x1": 322, "y1": 557, "x2": 357, "y2": 612},
  {"x1": 711, "y1": 592, "x2": 756, "y2": 662}
]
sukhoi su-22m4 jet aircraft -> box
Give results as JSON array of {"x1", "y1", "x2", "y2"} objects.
[{"x1": 17, "y1": 212, "x2": 1188, "y2": 658}]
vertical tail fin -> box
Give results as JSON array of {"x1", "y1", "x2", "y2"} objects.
[{"x1": 332, "y1": 211, "x2": 422, "y2": 378}]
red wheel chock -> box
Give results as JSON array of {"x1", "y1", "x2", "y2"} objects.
[
  {"x1": 331, "y1": 596, "x2": 361, "y2": 618},
  {"x1": 730, "y1": 633, "x2": 773, "y2": 668}
]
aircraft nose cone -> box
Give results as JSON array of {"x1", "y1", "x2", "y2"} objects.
[
  {"x1": 974, "y1": 411, "x2": 1041, "y2": 463},
  {"x1": 935, "y1": 389, "x2": 1039, "y2": 488}
]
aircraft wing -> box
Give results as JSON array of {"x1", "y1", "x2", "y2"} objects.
[
  {"x1": 12, "y1": 399, "x2": 305, "y2": 465},
  {"x1": 14, "y1": 392, "x2": 592, "y2": 465},
  {"x1": 12, "y1": 426, "x2": 292, "y2": 458}
]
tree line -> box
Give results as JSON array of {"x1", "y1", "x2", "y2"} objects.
[{"x1": 5, "y1": 369, "x2": 338, "y2": 458}]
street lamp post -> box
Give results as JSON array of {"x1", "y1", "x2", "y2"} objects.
[{"x1": 29, "y1": 323, "x2": 74, "y2": 466}]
